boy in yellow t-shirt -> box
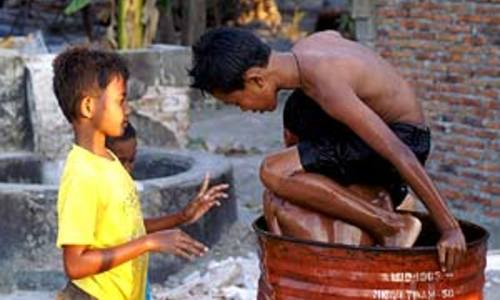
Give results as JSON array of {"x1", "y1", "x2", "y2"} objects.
[{"x1": 54, "y1": 47, "x2": 229, "y2": 300}]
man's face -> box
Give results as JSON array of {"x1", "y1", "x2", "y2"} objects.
[
  {"x1": 93, "y1": 76, "x2": 130, "y2": 137},
  {"x1": 109, "y1": 138, "x2": 137, "y2": 174},
  {"x1": 213, "y1": 84, "x2": 278, "y2": 113}
]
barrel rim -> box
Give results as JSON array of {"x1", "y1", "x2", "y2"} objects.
[{"x1": 252, "y1": 212, "x2": 489, "y2": 252}]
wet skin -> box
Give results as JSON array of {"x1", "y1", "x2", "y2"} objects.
[
  {"x1": 263, "y1": 130, "x2": 416, "y2": 248},
  {"x1": 264, "y1": 187, "x2": 392, "y2": 246},
  {"x1": 213, "y1": 31, "x2": 466, "y2": 272}
]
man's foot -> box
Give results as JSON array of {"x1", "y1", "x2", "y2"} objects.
[{"x1": 383, "y1": 214, "x2": 422, "y2": 248}]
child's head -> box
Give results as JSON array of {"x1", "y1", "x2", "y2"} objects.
[
  {"x1": 105, "y1": 123, "x2": 137, "y2": 173},
  {"x1": 53, "y1": 47, "x2": 130, "y2": 137},
  {"x1": 189, "y1": 27, "x2": 277, "y2": 113}
]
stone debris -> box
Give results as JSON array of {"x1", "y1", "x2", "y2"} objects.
[
  {"x1": 487, "y1": 250, "x2": 500, "y2": 271},
  {"x1": 154, "y1": 253, "x2": 260, "y2": 300}
]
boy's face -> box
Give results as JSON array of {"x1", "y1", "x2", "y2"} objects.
[
  {"x1": 109, "y1": 138, "x2": 137, "y2": 174},
  {"x1": 212, "y1": 81, "x2": 277, "y2": 113},
  {"x1": 93, "y1": 76, "x2": 130, "y2": 137}
]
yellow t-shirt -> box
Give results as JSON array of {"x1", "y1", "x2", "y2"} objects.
[{"x1": 57, "y1": 144, "x2": 148, "y2": 300}]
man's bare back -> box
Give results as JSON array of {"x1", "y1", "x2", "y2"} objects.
[{"x1": 292, "y1": 31, "x2": 425, "y2": 126}]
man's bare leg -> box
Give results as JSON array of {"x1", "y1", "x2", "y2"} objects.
[
  {"x1": 260, "y1": 147, "x2": 421, "y2": 247},
  {"x1": 264, "y1": 187, "x2": 387, "y2": 246}
]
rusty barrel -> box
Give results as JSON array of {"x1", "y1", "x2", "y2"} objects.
[{"x1": 253, "y1": 212, "x2": 488, "y2": 300}]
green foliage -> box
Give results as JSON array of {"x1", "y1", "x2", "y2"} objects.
[
  {"x1": 157, "y1": 0, "x2": 171, "y2": 9},
  {"x1": 337, "y1": 13, "x2": 355, "y2": 38},
  {"x1": 64, "y1": 0, "x2": 91, "y2": 15}
]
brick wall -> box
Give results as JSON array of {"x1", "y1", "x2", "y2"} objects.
[{"x1": 372, "y1": 1, "x2": 499, "y2": 226}]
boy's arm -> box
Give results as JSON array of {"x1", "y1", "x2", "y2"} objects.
[
  {"x1": 63, "y1": 229, "x2": 207, "y2": 280},
  {"x1": 144, "y1": 174, "x2": 229, "y2": 234},
  {"x1": 313, "y1": 81, "x2": 466, "y2": 270},
  {"x1": 144, "y1": 213, "x2": 186, "y2": 234}
]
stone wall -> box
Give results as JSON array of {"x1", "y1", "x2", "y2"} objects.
[
  {"x1": 24, "y1": 54, "x2": 73, "y2": 159},
  {"x1": 123, "y1": 45, "x2": 195, "y2": 148},
  {"x1": 0, "y1": 149, "x2": 236, "y2": 290},
  {"x1": 0, "y1": 45, "x2": 195, "y2": 159},
  {"x1": 363, "y1": 0, "x2": 499, "y2": 225},
  {"x1": 0, "y1": 51, "x2": 32, "y2": 152}
]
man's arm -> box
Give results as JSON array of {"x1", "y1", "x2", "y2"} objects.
[
  {"x1": 312, "y1": 81, "x2": 466, "y2": 271},
  {"x1": 63, "y1": 229, "x2": 207, "y2": 279}
]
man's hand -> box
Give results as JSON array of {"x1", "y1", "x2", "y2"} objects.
[
  {"x1": 437, "y1": 227, "x2": 466, "y2": 272},
  {"x1": 182, "y1": 173, "x2": 230, "y2": 225},
  {"x1": 148, "y1": 228, "x2": 208, "y2": 260}
]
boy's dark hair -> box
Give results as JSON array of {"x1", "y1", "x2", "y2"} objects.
[
  {"x1": 189, "y1": 27, "x2": 271, "y2": 94},
  {"x1": 105, "y1": 122, "x2": 136, "y2": 147},
  {"x1": 52, "y1": 47, "x2": 129, "y2": 123}
]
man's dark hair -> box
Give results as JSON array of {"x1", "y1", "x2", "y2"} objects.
[
  {"x1": 189, "y1": 27, "x2": 271, "y2": 94},
  {"x1": 52, "y1": 47, "x2": 129, "y2": 123},
  {"x1": 105, "y1": 122, "x2": 136, "y2": 147}
]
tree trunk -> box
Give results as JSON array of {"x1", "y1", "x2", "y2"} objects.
[
  {"x1": 118, "y1": 0, "x2": 144, "y2": 49},
  {"x1": 181, "y1": 0, "x2": 206, "y2": 46}
]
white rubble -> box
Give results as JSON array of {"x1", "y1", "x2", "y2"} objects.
[{"x1": 155, "y1": 253, "x2": 260, "y2": 300}]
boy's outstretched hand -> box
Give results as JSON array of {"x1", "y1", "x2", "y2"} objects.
[
  {"x1": 182, "y1": 173, "x2": 230, "y2": 225},
  {"x1": 148, "y1": 228, "x2": 208, "y2": 260}
]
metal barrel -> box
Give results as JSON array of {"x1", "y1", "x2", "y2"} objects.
[{"x1": 253, "y1": 212, "x2": 488, "y2": 300}]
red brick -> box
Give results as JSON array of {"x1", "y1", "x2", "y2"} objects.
[
  {"x1": 461, "y1": 170, "x2": 488, "y2": 182},
  {"x1": 484, "y1": 210, "x2": 500, "y2": 219},
  {"x1": 487, "y1": 100, "x2": 500, "y2": 110},
  {"x1": 414, "y1": 32, "x2": 437, "y2": 40},
  {"x1": 477, "y1": 67, "x2": 500, "y2": 77},
  {"x1": 470, "y1": 195, "x2": 494, "y2": 208},
  {"x1": 427, "y1": 10, "x2": 453, "y2": 22},
  {"x1": 378, "y1": 8, "x2": 399, "y2": 18},
  {"x1": 436, "y1": 33, "x2": 460, "y2": 42},
  {"x1": 445, "y1": 24, "x2": 470, "y2": 34},
  {"x1": 475, "y1": 5, "x2": 500, "y2": 15},
  {"x1": 483, "y1": 89, "x2": 498, "y2": 99},
  {"x1": 460, "y1": 15, "x2": 484, "y2": 23},
  {"x1": 481, "y1": 185, "x2": 500, "y2": 196},
  {"x1": 440, "y1": 188, "x2": 462, "y2": 200},
  {"x1": 479, "y1": 162, "x2": 500, "y2": 172},
  {"x1": 409, "y1": 9, "x2": 430, "y2": 18},
  {"x1": 486, "y1": 16, "x2": 500, "y2": 25}
]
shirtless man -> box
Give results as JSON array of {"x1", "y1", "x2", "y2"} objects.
[{"x1": 189, "y1": 28, "x2": 466, "y2": 272}]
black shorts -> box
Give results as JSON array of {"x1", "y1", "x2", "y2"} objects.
[
  {"x1": 283, "y1": 90, "x2": 431, "y2": 206},
  {"x1": 57, "y1": 281, "x2": 96, "y2": 300}
]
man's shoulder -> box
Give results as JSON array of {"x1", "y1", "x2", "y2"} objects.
[{"x1": 293, "y1": 30, "x2": 342, "y2": 50}]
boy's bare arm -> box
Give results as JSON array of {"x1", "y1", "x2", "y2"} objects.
[
  {"x1": 312, "y1": 80, "x2": 466, "y2": 271},
  {"x1": 63, "y1": 229, "x2": 206, "y2": 280},
  {"x1": 144, "y1": 212, "x2": 187, "y2": 233},
  {"x1": 144, "y1": 175, "x2": 229, "y2": 233}
]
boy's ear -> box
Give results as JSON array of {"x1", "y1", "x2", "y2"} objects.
[
  {"x1": 79, "y1": 96, "x2": 95, "y2": 119},
  {"x1": 244, "y1": 67, "x2": 266, "y2": 89}
]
